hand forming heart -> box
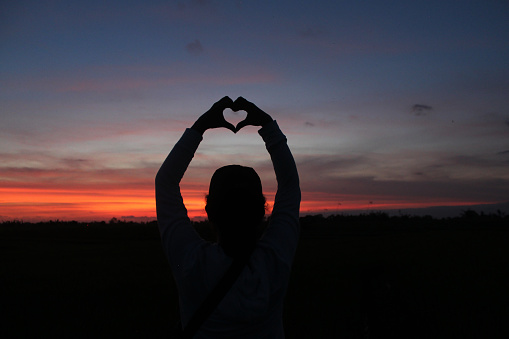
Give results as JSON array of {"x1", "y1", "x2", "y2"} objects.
[
  {"x1": 191, "y1": 96, "x2": 273, "y2": 135},
  {"x1": 231, "y1": 97, "x2": 273, "y2": 132},
  {"x1": 223, "y1": 108, "x2": 248, "y2": 130}
]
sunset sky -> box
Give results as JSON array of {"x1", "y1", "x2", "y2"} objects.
[{"x1": 1, "y1": 0, "x2": 509, "y2": 221}]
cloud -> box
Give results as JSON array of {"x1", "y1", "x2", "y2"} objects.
[
  {"x1": 2, "y1": 62, "x2": 278, "y2": 97},
  {"x1": 498, "y1": 150, "x2": 509, "y2": 155},
  {"x1": 186, "y1": 39, "x2": 204, "y2": 55},
  {"x1": 0, "y1": 151, "x2": 158, "y2": 190},
  {"x1": 291, "y1": 152, "x2": 509, "y2": 203},
  {"x1": 303, "y1": 175, "x2": 509, "y2": 204},
  {"x1": 298, "y1": 27, "x2": 326, "y2": 39},
  {"x1": 411, "y1": 104, "x2": 433, "y2": 116}
]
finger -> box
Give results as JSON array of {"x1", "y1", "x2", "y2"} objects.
[
  {"x1": 210, "y1": 97, "x2": 231, "y2": 114},
  {"x1": 217, "y1": 96, "x2": 234, "y2": 109},
  {"x1": 221, "y1": 118, "x2": 236, "y2": 133},
  {"x1": 232, "y1": 97, "x2": 248, "y2": 112},
  {"x1": 235, "y1": 119, "x2": 249, "y2": 132},
  {"x1": 225, "y1": 123, "x2": 236, "y2": 133}
]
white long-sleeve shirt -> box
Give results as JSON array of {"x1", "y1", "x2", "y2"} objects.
[{"x1": 155, "y1": 120, "x2": 301, "y2": 338}]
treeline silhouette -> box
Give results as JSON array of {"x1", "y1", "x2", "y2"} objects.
[
  {"x1": 2, "y1": 211, "x2": 508, "y2": 338},
  {"x1": 2, "y1": 210, "x2": 507, "y2": 241},
  {"x1": 298, "y1": 210, "x2": 508, "y2": 233}
]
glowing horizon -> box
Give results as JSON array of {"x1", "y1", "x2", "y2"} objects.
[{"x1": 0, "y1": 184, "x2": 501, "y2": 222}]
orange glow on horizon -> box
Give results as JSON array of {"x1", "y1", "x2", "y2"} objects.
[{"x1": 0, "y1": 187, "x2": 495, "y2": 222}]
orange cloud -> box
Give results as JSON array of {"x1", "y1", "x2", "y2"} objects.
[{"x1": 1, "y1": 155, "x2": 500, "y2": 221}]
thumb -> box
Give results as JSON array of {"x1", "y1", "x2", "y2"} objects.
[
  {"x1": 223, "y1": 121, "x2": 236, "y2": 133},
  {"x1": 235, "y1": 119, "x2": 249, "y2": 133},
  {"x1": 232, "y1": 96, "x2": 248, "y2": 112}
]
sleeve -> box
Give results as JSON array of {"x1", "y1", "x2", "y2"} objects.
[
  {"x1": 155, "y1": 128, "x2": 206, "y2": 272},
  {"x1": 257, "y1": 120, "x2": 301, "y2": 266}
]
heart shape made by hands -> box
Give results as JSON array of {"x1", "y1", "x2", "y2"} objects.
[{"x1": 223, "y1": 108, "x2": 248, "y2": 128}]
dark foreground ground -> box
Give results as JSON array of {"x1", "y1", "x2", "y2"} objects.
[{"x1": 1, "y1": 213, "x2": 508, "y2": 338}]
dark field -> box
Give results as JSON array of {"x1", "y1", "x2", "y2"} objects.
[{"x1": 1, "y1": 213, "x2": 508, "y2": 338}]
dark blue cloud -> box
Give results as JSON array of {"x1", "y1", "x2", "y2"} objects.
[
  {"x1": 186, "y1": 39, "x2": 204, "y2": 55},
  {"x1": 412, "y1": 104, "x2": 432, "y2": 116}
]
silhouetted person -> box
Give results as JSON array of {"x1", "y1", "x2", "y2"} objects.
[{"x1": 155, "y1": 96, "x2": 301, "y2": 338}]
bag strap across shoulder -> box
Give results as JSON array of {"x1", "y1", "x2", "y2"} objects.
[{"x1": 180, "y1": 254, "x2": 250, "y2": 338}]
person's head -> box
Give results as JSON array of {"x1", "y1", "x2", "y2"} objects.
[{"x1": 205, "y1": 165, "x2": 266, "y2": 256}]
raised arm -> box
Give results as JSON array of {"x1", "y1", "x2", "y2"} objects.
[
  {"x1": 155, "y1": 97, "x2": 235, "y2": 269},
  {"x1": 233, "y1": 97, "x2": 301, "y2": 264}
]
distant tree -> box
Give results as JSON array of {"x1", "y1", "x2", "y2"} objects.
[{"x1": 460, "y1": 210, "x2": 479, "y2": 219}]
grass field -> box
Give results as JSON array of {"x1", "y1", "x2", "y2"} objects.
[{"x1": 1, "y1": 214, "x2": 508, "y2": 338}]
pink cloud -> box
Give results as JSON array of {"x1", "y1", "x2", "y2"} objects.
[{"x1": 5, "y1": 62, "x2": 279, "y2": 95}]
